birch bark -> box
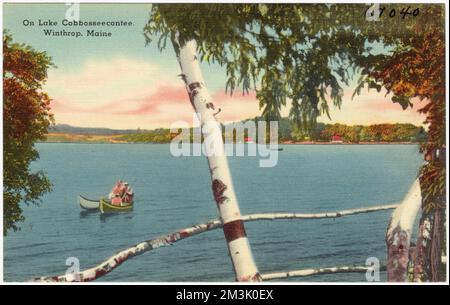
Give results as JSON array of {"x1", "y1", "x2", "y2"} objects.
[
  {"x1": 412, "y1": 208, "x2": 445, "y2": 282},
  {"x1": 386, "y1": 179, "x2": 422, "y2": 282},
  {"x1": 261, "y1": 265, "x2": 387, "y2": 281},
  {"x1": 171, "y1": 35, "x2": 261, "y2": 282}
]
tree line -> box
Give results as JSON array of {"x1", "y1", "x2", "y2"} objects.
[
  {"x1": 113, "y1": 119, "x2": 426, "y2": 144},
  {"x1": 286, "y1": 121, "x2": 427, "y2": 143}
]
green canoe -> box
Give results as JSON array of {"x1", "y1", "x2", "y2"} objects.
[{"x1": 99, "y1": 198, "x2": 133, "y2": 214}]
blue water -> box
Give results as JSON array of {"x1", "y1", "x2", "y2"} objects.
[{"x1": 3, "y1": 143, "x2": 422, "y2": 282}]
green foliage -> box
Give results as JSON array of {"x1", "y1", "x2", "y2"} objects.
[
  {"x1": 352, "y1": 4, "x2": 446, "y2": 219},
  {"x1": 237, "y1": 118, "x2": 424, "y2": 143},
  {"x1": 351, "y1": 4, "x2": 444, "y2": 109},
  {"x1": 3, "y1": 32, "x2": 54, "y2": 234},
  {"x1": 306, "y1": 122, "x2": 425, "y2": 143},
  {"x1": 116, "y1": 128, "x2": 173, "y2": 143}
]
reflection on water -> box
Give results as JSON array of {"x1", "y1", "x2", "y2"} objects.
[
  {"x1": 99, "y1": 212, "x2": 134, "y2": 222},
  {"x1": 79, "y1": 210, "x2": 98, "y2": 219}
]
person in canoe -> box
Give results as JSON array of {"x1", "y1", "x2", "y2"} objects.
[
  {"x1": 111, "y1": 194, "x2": 122, "y2": 206},
  {"x1": 108, "y1": 180, "x2": 133, "y2": 206},
  {"x1": 108, "y1": 180, "x2": 123, "y2": 200},
  {"x1": 120, "y1": 182, "x2": 134, "y2": 206}
]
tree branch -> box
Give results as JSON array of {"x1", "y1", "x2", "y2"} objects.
[
  {"x1": 243, "y1": 204, "x2": 398, "y2": 222},
  {"x1": 31, "y1": 204, "x2": 398, "y2": 282},
  {"x1": 261, "y1": 264, "x2": 387, "y2": 281}
]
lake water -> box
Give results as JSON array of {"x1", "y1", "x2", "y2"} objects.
[{"x1": 3, "y1": 143, "x2": 422, "y2": 282}]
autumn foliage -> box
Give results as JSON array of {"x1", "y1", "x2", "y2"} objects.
[
  {"x1": 366, "y1": 13, "x2": 445, "y2": 281},
  {"x1": 3, "y1": 33, "x2": 54, "y2": 234},
  {"x1": 369, "y1": 30, "x2": 445, "y2": 209}
]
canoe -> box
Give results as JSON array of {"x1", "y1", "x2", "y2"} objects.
[
  {"x1": 99, "y1": 198, "x2": 133, "y2": 214},
  {"x1": 78, "y1": 195, "x2": 100, "y2": 210},
  {"x1": 269, "y1": 147, "x2": 284, "y2": 151}
]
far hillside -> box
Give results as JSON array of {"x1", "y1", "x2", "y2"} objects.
[{"x1": 48, "y1": 124, "x2": 151, "y2": 135}]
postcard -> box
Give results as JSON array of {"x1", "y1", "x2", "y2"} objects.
[{"x1": 1, "y1": 1, "x2": 447, "y2": 288}]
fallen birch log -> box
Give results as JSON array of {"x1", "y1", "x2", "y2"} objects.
[
  {"x1": 32, "y1": 204, "x2": 398, "y2": 282},
  {"x1": 261, "y1": 265, "x2": 387, "y2": 281}
]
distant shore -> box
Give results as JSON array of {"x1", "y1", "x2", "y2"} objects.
[
  {"x1": 40, "y1": 133, "x2": 420, "y2": 145},
  {"x1": 280, "y1": 141, "x2": 420, "y2": 145}
]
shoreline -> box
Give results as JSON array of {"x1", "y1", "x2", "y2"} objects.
[
  {"x1": 38, "y1": 140, "x2": 421, "y2": 145},
  {"x1": 279, "y1": 141, "x2": 420, "y2": 145},
  {"x1": 40, "y1": 132, "x2": 421, "y2": 145}
]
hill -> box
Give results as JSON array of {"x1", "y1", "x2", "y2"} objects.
[{"x1": 48, "y1": 124, "x2": 150, "y2": 135}]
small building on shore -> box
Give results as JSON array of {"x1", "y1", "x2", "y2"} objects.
[
  {"x1": 244, "y1": 137, "x2": 254, "y2": 143},
  {"x1": 331, "y1": 134, "x2": 343, "y2": 143}
]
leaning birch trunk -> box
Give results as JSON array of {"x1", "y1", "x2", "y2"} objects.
[
  {"x1": 171, "y1": 35, "x2": 261, "y2": 282},
  {"x1": 386, "y1": 179, "x2": 422, "y2": 282}
]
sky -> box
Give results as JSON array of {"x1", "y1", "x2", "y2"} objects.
[{"x1": 3, "y1": 3, "x2": 427, "y2": 130}]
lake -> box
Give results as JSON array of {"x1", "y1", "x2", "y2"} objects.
[{"x1": 3, "y1": 143, "x2": 422, "y2": 282}]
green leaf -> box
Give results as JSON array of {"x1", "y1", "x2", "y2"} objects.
[
  {"x1": 391, "y1": 95, "x2": 412, "y2": 110},
  {"x1": 258, "y1": 4, "x2": 268, "y2": 17}
]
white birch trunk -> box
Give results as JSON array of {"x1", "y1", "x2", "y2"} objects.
[
  {"x1": 386, "y1": 179, "x2": 422, "y2": 282},
  {"x1": 172, "y1": 36, "x2": 260, "y2": 282},
  {"x1": 245, "y1": 204, "x2": 398, "y2": 220},
  {"x1": 261, "y1": 265, "x2": 387, "y2": 281},
  {"x1": 32, "y1": 204, "x2": 397, "y2": 282}
]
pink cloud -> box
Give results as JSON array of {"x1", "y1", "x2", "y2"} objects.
[
  {"x1": 211, "y1": 91, "x2": 259, "y2": 122},
  {"x1": 50, "y1": 85, "x2": 187, "y2": 114},
  {"x1": 212, "y1": 91, "x2": 257, "y2": 104},
  {"x1": 50, "y1": 100, "x2": 93, "y2": 113},
  {"x1": 362, "y1": 96, "x2": 428, "y2": 112},
  {"x1": 50, "y1": 84, "x2": 261, "y2": 128},
  {"x1": 317, "y1": 88, "x2": 427, "y2": 126},
  {"x1": 49, "y1": 75, "x2": 427, "y2": 130},
  {"x1": 118, "y1": 85, "x2": 188, "y2": 115}
]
